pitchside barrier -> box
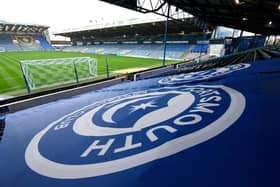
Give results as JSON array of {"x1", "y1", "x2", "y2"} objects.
[
  {"x1": 130, "y1": 57, "x2": 204, "y2": 81},
  {"x1": 130, "y1": 54, "x2": 216, "y2": 81},
  {"x1": 0, "y1": 77, "x2": 126, "y2": 114},
  {"x1": 131, "y1": 65, "x2": 177, "y2": 81}
]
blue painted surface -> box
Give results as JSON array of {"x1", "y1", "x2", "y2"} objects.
[
  {"x1": 35, "y1": 35, "x2": 54, "y2": 50},
  {"x1": 224, "y1": 36, "x2": 266, "y2": 55},
  {"x1": 191, "y1": 44, "x2": 209, "y2": 53},
  {"x1": 0, "y1": 58, "x2": 280, "y2": 187}
]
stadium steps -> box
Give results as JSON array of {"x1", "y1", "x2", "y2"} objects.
[
  {"x1": 122, "y1": 49, "x2": 134, "y2": 55},
  {"x1": 148, "y1": 45, "x2": 164, "y2": 58},
  {"x1": 126, "y1": 45, "x2": 143, "y2": 56}
]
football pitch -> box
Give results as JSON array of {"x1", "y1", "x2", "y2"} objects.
[{"x1": 0, "y1": 51, "x2": 176, "y2": 96}]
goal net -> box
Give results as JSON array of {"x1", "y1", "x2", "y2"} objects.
[{"x1": 20, "y1": 57, "x2": 97, "y2": 92}]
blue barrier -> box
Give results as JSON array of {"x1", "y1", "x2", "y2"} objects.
[
  {"x1": 0, "y1": 58, "x2": 280, "y2": 186},
  {"x1": 225, "y1": 36, "x2": 266, "y2": 55}
]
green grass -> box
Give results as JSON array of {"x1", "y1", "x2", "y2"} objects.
[{"x1": 0, "y1": 51, "x2": 177, "y2": 96}]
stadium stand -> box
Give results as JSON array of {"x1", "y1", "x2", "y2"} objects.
[
  {"x1": 56, "y1": 18, "x2": 211, "y2": 60},
  {"x1": 13, "y1": 35, "x2": 44, "y2": 51},
  {"x1": 191, "y1": 44, "x2": 209, "y2": 53},
  {"x1": 0, "y1": 34, "x2": 53, "y2": 51},
  {"x1": 149, "y1": 44, "x2": 191, "y2": 59},
  {"x1": 152, "y1": 33, "x2": 209, "y2": 43},
  {"x1": 0, "y1": 34, "x2": 18, "y2": 51},
  {"x1": 0, "y1": 21, "x2": 53, "y2": 51},
  {"x1": 63, "y1": 43, "x2": 194, "y2": 59},
  {"x1": 127, "y1": 44, "x2": 161, "y2": 57},
  {"x1": 0, "y1": 33, "x2": 53, "y2": 51}
]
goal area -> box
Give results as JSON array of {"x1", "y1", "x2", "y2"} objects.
[{"x1": 20, "y1": 57, "x2": 97, "y2": 93}]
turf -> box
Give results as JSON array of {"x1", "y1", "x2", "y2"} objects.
[{"x1": 0, "y1": 51, "x2": 176, "y2": 96}]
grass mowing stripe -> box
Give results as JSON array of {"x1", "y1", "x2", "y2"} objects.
[
  {"x1": 0, "y1": 55, "x2": 24, "y2": 85},
  {"x1": 0, "y1": 57, "x2": 21, "y2": 85}
]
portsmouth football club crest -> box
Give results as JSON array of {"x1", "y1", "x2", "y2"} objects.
[
  {"x1": 25, "y1": 85, "x2": 245, "y2": 179},
  {"x1": 159, "y1": 63, "x2": 251, "y2": 85}
]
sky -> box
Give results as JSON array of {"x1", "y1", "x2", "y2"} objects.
[
  {"x1": 0, "y1": 0, "x2": 256, "y2": 40},
  {"x1": 0, "y1": 0, "x2": 161, "y2": 39}
]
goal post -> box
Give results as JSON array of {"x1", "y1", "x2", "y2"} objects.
[{"x1": 20, "y1": 57, "x2": 97, "y2": 93}]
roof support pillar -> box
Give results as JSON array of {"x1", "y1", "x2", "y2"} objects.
[
  {"x1": 240, "y1": 30, "x2": 243, "y2": 37},
  {"x1": 273, "y1": 35, "x2": 277, "y2": 46},
  {"x1": 162, "y1": 3, "x2": 171, "y2": 66},
  {"x1": 212, "y1": 26, "x2": 217, "y2": 39}
]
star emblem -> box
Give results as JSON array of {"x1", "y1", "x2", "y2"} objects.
[{"x1": 130, "y1": 101, "x2": 157, "y2": 113}]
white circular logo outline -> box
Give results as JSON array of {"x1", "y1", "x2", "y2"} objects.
[
  {"x1": 25, "y1": 85, "x2": 245, "y2": 179},
  {"x1": 73, "y1": 90, "x2": 195, "y2": 137},
  {"x1": 158, "y1": 63, "x2": 251, "y2": 85}
]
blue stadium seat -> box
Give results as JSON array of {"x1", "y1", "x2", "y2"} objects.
[
  {"x1": 0, "y1": 34, "x2": 53, "y2": 51},
  {"x1": 63, "y1": 43, "x2": 192, "y2": 59},
  {"x1": 191, "y1": 44, "x2": 209, "y2": 53},
  {"x1": 0, "y1": 34, "x2": 18, "y2": 51}
]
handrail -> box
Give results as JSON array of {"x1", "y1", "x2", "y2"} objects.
[{"x1": 257, "y1": 48, "x2": 271, "y2": 59}]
